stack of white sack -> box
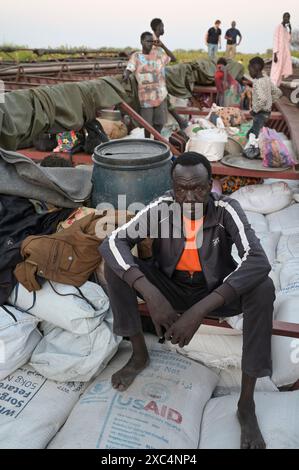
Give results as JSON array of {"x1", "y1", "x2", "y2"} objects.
[
  {"x1": 9, "y1": 281, "x2": 121, "y2": 382},
  {"x1": 0, "y1": 364, "x2": 86, "y2": 449},
  {"x1": 169, "y1": 325, "x2": 278, "y2": 397},
  {"x1": 48, "y1": 335, "x2": 219, "y2": 449},
  {"x1": 199, "y1": 392, "x2": 299, "y2": 449},
  {"x1": 0, "y1": 306, "x2": 42, "y2": 380}
]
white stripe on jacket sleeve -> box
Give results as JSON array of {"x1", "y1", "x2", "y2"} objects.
[
  {"x1": 215, "y1": 200, "x2": 250, "y2": 281},
  {"x1": 109, "y1": 196, "x2": 174, "y2": 271}
]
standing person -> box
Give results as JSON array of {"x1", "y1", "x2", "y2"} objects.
[
  {"x1": 248, "y1": 57, "x2": 282, "y2": 138},
  {"x1": 225, "y1": 21, "x2": 242, "y2": 59},
  {"x1": 150, "y1": 18, "x2": 177, "y2": 62},
  {"x1": 124, "y1": 32, "x2": 171, "y2": 138},
  {"x1": 270, "y1": 12, "x2": 293, "y2": 86},
  {"x1": 100, "y1": 151, "x2": 275, "y2": 449},
  {"x1": 206, "y1": 20, "x2": 222, "y2": 61}
]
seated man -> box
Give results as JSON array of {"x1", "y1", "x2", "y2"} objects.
[{"x1": 100, "y1": 152, "x2": 275, "y2": 450}]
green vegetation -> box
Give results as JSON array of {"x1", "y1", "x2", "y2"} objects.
[{"x1": 0, "y1": 44, "x2": 298, "y2": 73}]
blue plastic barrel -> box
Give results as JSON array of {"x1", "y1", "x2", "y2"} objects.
[{"x1": 91, "y1": 139, "x2": 172, "y2": 209}]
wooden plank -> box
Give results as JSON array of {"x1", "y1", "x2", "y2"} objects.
[
  {"x1": 138, "y1": 305, "x2": 299, "y2": 338},
  {"x1": 276, "y1": 97, "x2": 299, "y2": 161}
]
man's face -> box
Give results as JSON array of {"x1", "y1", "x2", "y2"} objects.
[
  {"x1": 215, "y1": 22, "x2": 221, "y2": 28},
  {"x1": 141, "y1": 34, "x2": 154, "y2": 54},
  {"x1": 156, "y1": 22, "x2": 164, "y2": 36},
  {"x1": 283, "y1": 13, "x2": 290, "y2": 24},
  {"x1": 173, "y1": 164, "x2": 212, "y2": 219},
  {"x1": 232, "y1": 21, "x2": 236, "y2": 28}
]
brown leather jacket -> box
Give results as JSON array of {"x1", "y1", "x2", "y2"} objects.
[{"x1": 15, "y1": 213, "x2": 103, "y2": 291}]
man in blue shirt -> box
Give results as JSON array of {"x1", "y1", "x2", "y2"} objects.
[
  {"x1": 225, "y1": 21, "x2": 242, "y2": 59},
  {"x1": 206, "y1": 20, "x2": 222, "y2": 61}
]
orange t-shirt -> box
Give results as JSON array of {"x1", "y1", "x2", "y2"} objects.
[{"x1": 176, "y1": 216, "x2": 203, "y2": 274}]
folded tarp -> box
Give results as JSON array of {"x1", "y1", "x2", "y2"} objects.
[
  {"x1": 0, "y1": 147, "x2": 92, "y2": 207},
  {"x1": 0, "y1": 77, "x2": 127, "y2": 150}
]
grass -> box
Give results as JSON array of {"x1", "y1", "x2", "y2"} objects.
[{"x1": 1, "y1": 44, "x2": 298, "y2": 73}]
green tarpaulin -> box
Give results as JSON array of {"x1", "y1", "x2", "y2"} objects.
[
  {"x1": 0, "y1": 77, "x2": 127, "y2": 150},
  {"x1": 0, "y1": 59, "x2": 244, "y2": 151}
]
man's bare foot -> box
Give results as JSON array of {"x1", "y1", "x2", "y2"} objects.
[
  {"x1": 237, "y1": 404, "x2": 266, "y2": 449},
  {"x1": 112, "y1": 353, "x2": 150, "y2": 392}
]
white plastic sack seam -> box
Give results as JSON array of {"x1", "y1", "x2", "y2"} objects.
[
  {"x1": 9, "y1": 281, "x2": 110, "y2": 335},
  {"x1": 0, "y1": 306, "x2": 41, "y2": 381}
]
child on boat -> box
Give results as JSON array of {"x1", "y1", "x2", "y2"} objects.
[
  {"x1": 247, "y1": 56, "x2": 282, "y2": 138},
  {"x1": 214, "y1": 57, "x2": 242, "y2": 107}
]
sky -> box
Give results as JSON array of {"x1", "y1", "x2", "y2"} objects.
[{"x1": 0, "y1": 0, "x2": 298, "y2": 53}]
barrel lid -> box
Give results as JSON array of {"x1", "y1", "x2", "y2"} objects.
[
  {"x1": 93, "y1": 139, "x2": 171, "y2": 167},
  {"x1": 98, "y1": 109, "x2": 122, "y2": 121}
]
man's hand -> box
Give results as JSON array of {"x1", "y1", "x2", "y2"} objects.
[
  {"x1": 274, "y1": 53, "x2": 278, "y2": 64},
  {"x1": 164, "y1": 290, "x2": 225, "y2": 348},
  {"x1": 123, "y1": 70, "x2": 131, "y2": 82},
  {"x1": 153, "y1": 39, "x2": 163, "y2": 48},
  {"x1": 165, "y1": 306, "x2": 205, "y2": 348},
  {"x1": 146, "y1": 291, "x2": 179, "y2": 337},
  {"x1": 134, "y1": 275, "x2": 178, "y2": 337}
]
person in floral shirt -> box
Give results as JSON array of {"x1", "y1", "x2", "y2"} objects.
[{"x1": 124, "y1": 32, "x2": 174, "y2": 137}]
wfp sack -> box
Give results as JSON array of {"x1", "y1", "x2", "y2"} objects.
[{"x1": 0, "y1": 364, "x2": 85, "y2": 449}]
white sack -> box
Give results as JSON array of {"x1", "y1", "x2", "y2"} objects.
[
  {"x1": 267, "y1": 203, "x2": 299, "y2": 235},
  {"x1": 30, "y1": 313, "x2": 121, "y2": 382},
  {"x1": 231, "y1": 182, "x2": 293, "y2": 215},
  {"x1": 9, "y1": 281, "x2": 110, "y2": 335},
  {"x1": 199, "y1": 392, "x2": 299, "y2": 449},
  {"x1": 271, "y1": 295, "x2": 299, "y2": 387},
  {"x1": 0, "y1": 306, "x2": 41, "y2": 381},
  {"x1": 48, "y1": 338, "x2": 218, "y2": 449},
  {"x1": 171, "y1": 331, "x2": 242, "y2": 370},
  {"x1": 277, "y1": 234, "x2": 299, "y2": 262},
  {"x1": 0, "y1": 364, "x2": 85, "y2": 449},
  {"x1": 244, "y1": 211, "x2": 269, "y2": 233}
]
